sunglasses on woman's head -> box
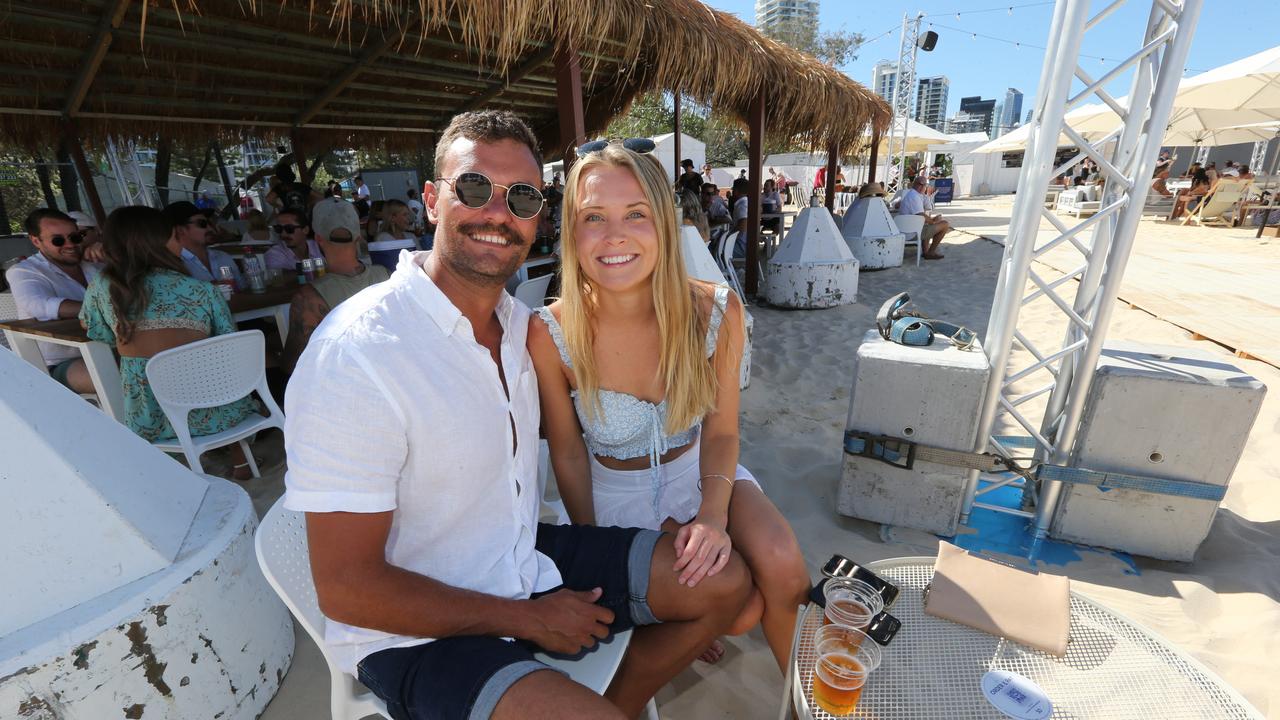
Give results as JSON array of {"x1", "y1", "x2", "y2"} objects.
[
  {"x1": 436, "y1": 172, "x2": 545, "y2": 220},
  {"x1": 575, "y1": 138, "x2": 657, "y2": 157},
  {"x1": 48, "y1": 232, "x2": 85, "y2": 247}
]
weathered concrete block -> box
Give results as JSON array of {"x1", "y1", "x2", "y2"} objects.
[
  {"x1": 1050, "y1": 341, "x2": 1266, "y2": 561},
  {"x1": 838, "y1": 330, "x2": 990, "y2": 534},
  {"x1": 764, "y1": 207, "x2": 859, "y2": 308},
  {"x1": 0, "y1": 351, "x2": 208, "y2": 638},
  {"x1": 841, "y1": 197, "x2": 906, "y2": 269}
]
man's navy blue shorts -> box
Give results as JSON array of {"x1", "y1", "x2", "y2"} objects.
[{"x1": 356, "y1": 523, "x2": 663, "y2": 720}]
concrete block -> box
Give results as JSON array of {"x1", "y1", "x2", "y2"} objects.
[
  {"x1": 841, "y1": 197, "x2": 906, "y2": 269},
  {"x1": 837, "y1": 330, "x2": 990, "y2": 534},
  {"x1": 0, "y1": 351, "x2": 208, "y2": 638},
  {"x1": 764, "y1": 207, "x2": 859, "y2": 308},
  {"x1": 1050, "y1": 341, "x2": 1267, "y2": 561}
]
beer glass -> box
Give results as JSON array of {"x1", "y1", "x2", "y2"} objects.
[
  {"x1": 823, "y1": 578, "x2": 884, "y2": 630},
  {"x1": 811, "y1": 624, "x2": 882, "y2": 716}
]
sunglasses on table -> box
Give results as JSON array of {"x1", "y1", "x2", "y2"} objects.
[
  {"x1": 47, "y1": 232, "x2": 85, "y2": 247},
  {"x1": 575, "y1": 138, "x2": 656, "y2": 157},
  {"x1": 436, "y1": 172, "x2": 545, "y2": 220},
  {"x1": 273, "y1": 224, "x2": 306, "y2": 234}
]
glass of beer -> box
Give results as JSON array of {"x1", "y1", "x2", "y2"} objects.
[
  {"x1": 811, "y1": 624, "x2": 883, "y2": 716},
  {"x1": 823, "y1": 578, "x2": 884, "y2": 630}
]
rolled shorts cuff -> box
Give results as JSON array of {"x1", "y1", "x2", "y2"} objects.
[
  {"x1": 627, "y1": 528, "x2": 663, "y2": 626},
  {"x1": 469, "y1": 660, "x2": 562, "y2": 720},
  {"x1": 48, "y1": 358, "x2": 78, "y2": 388}
]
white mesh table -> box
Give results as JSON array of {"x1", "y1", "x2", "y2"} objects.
[{"x1": 785, "y1": 557, "x2": 1262, "y2": 719}]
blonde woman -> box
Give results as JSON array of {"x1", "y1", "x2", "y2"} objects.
[{"x1": 528, "y1": 142, "x2": 809, "y2": 671}]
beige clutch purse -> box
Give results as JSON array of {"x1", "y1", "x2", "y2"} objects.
[{"x1": 923, "y1": 541, "x2": 1071, "y2": 656}]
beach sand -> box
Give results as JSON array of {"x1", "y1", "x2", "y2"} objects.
[{"x1": 256, "y1": 198, "x2": 1280, "y2": 718}]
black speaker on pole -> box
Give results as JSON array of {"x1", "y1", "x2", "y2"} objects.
[{"x1": 918, "y1": 31, "x2": 939, "y2": 52}]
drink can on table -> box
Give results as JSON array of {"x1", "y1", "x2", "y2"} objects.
[
  {"x1": 811, "y1": 624, "x2": 883, "y2": 717},
  {"x1": 301, "y1": 258, "x2": 315, "y2": 282},
  {"x1": 312, "y1": 257, "x2": 326, "y2": 278}
]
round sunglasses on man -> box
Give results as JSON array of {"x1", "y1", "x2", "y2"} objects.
[
  {"x1": 436, "y1": 173, "x2": 545, "y2": 220},
  {"x1": 46, "y1": 232, "x2": 86, "y2": 247}
]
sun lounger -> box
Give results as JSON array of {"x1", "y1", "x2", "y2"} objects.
[
  {"x1": 1182, "y1": 178, "x2": 1252, "y2": 226},
  {"x1": 1055, "y1": 186, "x2": 1101, "y2": 217}
]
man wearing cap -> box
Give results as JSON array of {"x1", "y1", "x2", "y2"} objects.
[
  {"x1": 898, "y1": 176, "x2": 951, "y2": 260},
  {"x1": 281, "y1": 197, "x2": 389, "y2": 374},
  {"x1": 166, "y1": 200, "x2": 243, "y2": 289},
  {"x1": 5, "y1": 208, "x2": 101, "y2": 392}
]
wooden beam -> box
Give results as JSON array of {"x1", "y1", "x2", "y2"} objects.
[
  {"x1": 867, "y1": 131, "x2": 881, "y2": 185},
  {"x1": 60, "y1": 121, "x2": 106, "y2": 224},
  {"x1": 555, "y1": 42, "x2": 586, "y2": 171},
  {"x1": 62, "y1": 0, "x2": 131, "y2": 117},
  {"x1": 745, "y1": 93, "x2": 765, "y2": 295},
  {"x1": 824, "y1": 141, "x2": 838, "y2": 211},
  {"x1": 460, "y1": 46, "x2": 558, "y2": 114},
  {"x1": 673, "y1": 93, "x2": 682, "y2": 184},
  {"x1": 294, "y1": 25, "x2": 407, "y2": 126},
  {"x1": 212, "y1": 142, "x2": 236, "y2": 217}
]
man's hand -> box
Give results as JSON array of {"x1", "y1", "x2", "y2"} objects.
[{"x1": 522, "y1": 588, "x2": 614, "y2": 654}]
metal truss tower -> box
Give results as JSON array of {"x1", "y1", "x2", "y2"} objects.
[
  {"x1": 960, "y1": 0, "x2": 1204, "y2": 540},
  {"x1": 883, "y1": 13, "x2": 922, "y2": 191}
]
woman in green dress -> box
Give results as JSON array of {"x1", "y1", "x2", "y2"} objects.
[{"x1": 80, "y1": 206, "x2": 260, "y2": 479}]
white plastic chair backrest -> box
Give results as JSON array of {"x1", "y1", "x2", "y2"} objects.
[
  {"x1": 0, "y1": 292, "x2": 16, "y2": 350},
  {"x1": 719, "y1": 231, "x2": 739, "y2": 271},
  {"x1": 893, "y1": 214, "x2": 924, "y2": 241},
  {"x1": 146, "y1": 330, "x2": 266, "y2": 412},
  {"x1": 514, "y1": 274, "x2": 553, "y2": 309}
]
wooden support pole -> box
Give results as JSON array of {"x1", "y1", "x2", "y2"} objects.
[
  {"x1": 60, "y1": 121, "x2": 105, "y2": 224},
  {"x1": 212, "y1": 142, "x2": 237, "y2": 218},
  {"x1": 673, "y1": 93, "x2": 682, "y2": 184},
  {"x1": 745, "y1": 93, "x2": 765, "y2": 295},
  {"x1": 867, "y1": 131, "x2": 881, "y2": 185},
  {"x1": 554, "y1": 42, "x2": 586, "y2": 175},
  {"x1": 824, "y1": 140, "x2": 839, "y2": 211},
  {"x1": 62, "y1": 0, "x2": 131, "y2": 117}
]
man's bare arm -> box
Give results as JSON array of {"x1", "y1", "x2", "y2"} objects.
[
  {"x1": 307, "y1": 511, "x2": 614, "y2": 654},
  {"x1": 57, "y1": 299, "x2": 82, "y2": 319},
  {"x1": 282, "y1": 286, "x2": 329, "y2": 374}
]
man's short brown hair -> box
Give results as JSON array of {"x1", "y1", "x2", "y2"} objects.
[{"x1": 434, "y1": 111, "x2": 543, "y2": 178}]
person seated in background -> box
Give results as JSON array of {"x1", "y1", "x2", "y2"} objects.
[
  {"x1": 5, "y1": 208, "x2": 101, "y2": 392},
  {"x1": 373, "y1": 199, "x2": 417, "y2": 246},
  {"x1": 730, "y1": 177, "x2": 751, "y2": 258},
  {"x1": 266, "y1": 162, "x2": 319, "y2": 213},
  {"x1": 899, "y1": 176, "x2": 951, "y2": 260},
  {"x1": 193, "y1": 190, "x2": 218, "y2": 211},
  {"x1": 1220, "y1": 160, "x2": 1240, "y2": 178},
  {"x1": 80, "y1": 206, "x2": 260, "y2": 480},
  {"x1": 761, "y1": 179, "x2": 782, "y2": 233},
  {"x1": 1205, "y1": 162, "x2": 1219, "y2": 184},
  {"x1": 364, "y1": 200, "x2": 386, "y2": 242},
  {"x1": 703, "y1": 182, "x2": 730, "y2": 228},
  {"x1": 1237, "y1": 164, "x2": 1254, "y2": 180},
  {"x1": 679, "y1": 189, "x2": 710, "y2": 243},
  {"x1": 166, "y1": 200, "x2": 243, "y2": 289},
  {"x1": 281, "y1": 197, "x2": 389, "y2": 374},
  {"x1": 1152, "y1": 151, "x2": 1175, "y2": 197},
  {"x1": 405, "y1": 188, "x2": 425, "y2": 233},
  {"x1": 1172, "y1": 166, "x2": 1213, "y2": 219},
  {"x1": 264, "y1": 207, "x2": 323, "y2": 272}
]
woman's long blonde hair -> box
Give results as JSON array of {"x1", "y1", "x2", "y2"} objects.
[{"x1": 558, "y1": 144, "x2": 717, "y2": 434}]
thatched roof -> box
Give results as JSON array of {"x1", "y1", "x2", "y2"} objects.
[{"x1": 0, "y1": 0, "x2": 890, "y2": 158}]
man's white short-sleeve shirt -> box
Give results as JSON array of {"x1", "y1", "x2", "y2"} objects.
[
  {"x1": 4, "y1": 252, "x2": 100, "y2": 364},
  {"x1": 284, "y1": 250, "x2": 560, "y2": 674},
  {"x1": 899, "y1": 188, "x2": 927, "y2": 217}
]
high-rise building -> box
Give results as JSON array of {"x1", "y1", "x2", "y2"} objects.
[
  {"x1": 755, "y1": 0, "x2": 820, "y2": 36},
  {"x1": 1026, "y1": 108, "x2": 1034, "y2": 124},
  {"x1": 914, "y1": 76, "x2": 949, "y2": 131},
  {"x1": 998, "y1": 88, "x2": 1025, "y2": 136},
  {"x1": 945, "y1": 111, "x2": 987, "y2": 135},
  {"x1": 959, "y1": 96, "x2": 998, "y2": 137},
  {"x1": 872, "y1": 60, "x2": 898, "y2": 105},
  {"x1": 992, "y1": 101, "x2": 1005, "y2": 137}
]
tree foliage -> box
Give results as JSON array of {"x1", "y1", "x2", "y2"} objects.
[{"x1": 763, "y1": 18, "x2": 863, "y2": 68}]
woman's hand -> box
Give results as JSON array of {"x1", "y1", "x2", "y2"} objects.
[{"x1": 672, "y1": 515, "x2": 732, "y2": 588}]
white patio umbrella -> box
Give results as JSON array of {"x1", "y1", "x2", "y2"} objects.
[
  {"x1": 971, "y1": 104, "x2": 1113, "y2": 154},
  {"x1": 1174, "y1": 45, "x2": 1280, "y2": 110},
  {"x1": 868, "y1": 118, "x2": 952, "y2": 154}
]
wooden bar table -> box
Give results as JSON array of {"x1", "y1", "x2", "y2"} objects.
[{"x1": 0, "y1": 317, "x2": 126, "y2": 423}]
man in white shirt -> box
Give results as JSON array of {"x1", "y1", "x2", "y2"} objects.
[
  {"x1": 898, "y1": 176, "x2": 951, "y2": 259},
  {"x1": 285, "y1": 110, "x2": 751, "y2": 720},
  {"x1": 5, "y1": 208, "x2": 101, "y2": 391},
  {"x1": 165, "y1": 201, "x2": 244, "y2": 288},
  {"x1": 354, "y1": 175, "x2": 371, "y2": 202}
]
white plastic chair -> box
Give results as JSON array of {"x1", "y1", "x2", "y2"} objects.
[
  {"x1": 145, "y1": 330, "x2": 283, "y2": 477},
  {"x1": 255, "y1": 499, "x2": 655, "y2": 720},
  {"x1": 717, "y1": 231, "x2": 746, "y2": 301},
  {"x1": 893, "y1": 214, "x2": 925, "y2": 267},
  {"x1": 514, "y1": 273, "x2": 554, "y2": 309},
  {"x1": 0, "y1": 291, "x2": 17, "y2": 351}
]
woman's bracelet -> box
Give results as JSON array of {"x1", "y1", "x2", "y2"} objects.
[{"x1": 698, "y1": 473, "x2": 736, "y2": 492}]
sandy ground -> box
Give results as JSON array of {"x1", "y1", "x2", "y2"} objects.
[{"x1": 251, "y1": 196, "x2": 1280, "y2": 718}]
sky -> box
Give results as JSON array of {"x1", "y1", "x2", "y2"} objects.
[{"x1": 704, "y1": 0, "x2": 1280, "y2": 123}]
